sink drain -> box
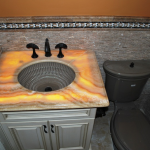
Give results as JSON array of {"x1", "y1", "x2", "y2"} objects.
[{"x1": 45, "y1": 87, "x2": 53, "y2": 92}]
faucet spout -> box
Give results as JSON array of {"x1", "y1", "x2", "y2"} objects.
[{"x1": 45, "y1": 38, "x2": 52, "y2": 57}]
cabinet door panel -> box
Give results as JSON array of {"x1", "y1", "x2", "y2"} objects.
[
  {"x1": 11, "y1": 126, "x2": 45, "y2": 149},
  {"x1": 1, "y1": 121, "x2": 51, "y2": 150},
  {"x1": 59, "y1": 124, "x2": 87, "y2": 148},
  {"x1": 49, "y1": 118, "x2": 94, "y2": 150}
]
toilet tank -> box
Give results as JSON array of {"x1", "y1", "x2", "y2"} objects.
[{"x1": 103, "y1": 60, "x2": 150, "y2": 102}]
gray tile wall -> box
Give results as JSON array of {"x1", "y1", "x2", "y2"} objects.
[{"x1": 0, "y1": 29, "x2": 150, "y2": 119}]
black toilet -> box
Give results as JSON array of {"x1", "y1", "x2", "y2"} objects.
[{"x1": 103, "y1": 60, "x2": 150, "y2": 150}]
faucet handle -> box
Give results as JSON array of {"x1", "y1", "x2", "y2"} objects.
[
  {"x1": 26, "y1": 43, "x2": 39, "y2": 58},
  {"x1": 55, "y1": 43, "x2": 67, "y2": 58}
]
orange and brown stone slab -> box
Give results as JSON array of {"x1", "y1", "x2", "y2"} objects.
[{"x1": 0, "y1": 50, "x2": 109, "y2": 111}]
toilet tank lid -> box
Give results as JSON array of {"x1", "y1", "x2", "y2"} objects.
[{"x1": 103, "y1": 60, "x2": 150, "y2": 78}]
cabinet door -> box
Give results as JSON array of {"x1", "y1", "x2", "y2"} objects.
[
  {"x1": 1, "y1": 121, "x2": 51, "y2": 150},
  {"x1": 49, "y1": 118, "x2": 94, "y2": 150}
]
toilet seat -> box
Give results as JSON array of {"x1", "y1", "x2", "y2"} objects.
[{"x1": 112, "y1": 109, "x2": 150, "y2": 150}]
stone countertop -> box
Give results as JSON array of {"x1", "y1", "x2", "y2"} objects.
[{"x1": 0, "y1": 50, "x2": 109, "y2": 111}]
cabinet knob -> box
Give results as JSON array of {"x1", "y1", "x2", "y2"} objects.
[
  {"x1": 51, "y1": 125, "x2": 54, "y2": 133},
  {"x1": 43, "y1": 125, "x2": 48, "y2": 133}
]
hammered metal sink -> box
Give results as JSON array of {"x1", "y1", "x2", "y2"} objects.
[{"x1": 18, "y1": 62, "x2": 75, "y2": 92}]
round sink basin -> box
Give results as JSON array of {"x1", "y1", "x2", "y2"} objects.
[{"x1": 18, "y1": 62, "x2": 75, "y2": 92}]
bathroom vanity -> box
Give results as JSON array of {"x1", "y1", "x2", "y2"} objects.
[
  {"x1": 0, "y1": 50, "x2": 109, "y2": 150},
  {"x1": 0, "y1": 109, "x2": 96, "y2": 150}
]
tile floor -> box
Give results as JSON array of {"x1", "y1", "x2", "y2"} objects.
[{"x1": 91, "y1": 111, "x2": 114, "y2": 150}]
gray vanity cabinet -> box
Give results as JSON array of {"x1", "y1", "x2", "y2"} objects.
[
  {"x1": 49, "y1": 118, "x2": 94, "y2": 150},
  {"x1": 0, "y1": 108, "x2": 96, "y2": 150},
  {"x1": 1, "y1": 121, "x2": 51, "y2": 150}
]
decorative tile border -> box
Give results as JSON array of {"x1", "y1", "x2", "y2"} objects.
[{"x1": 0, "y1": 22, "x2": 150, "y2": 30}]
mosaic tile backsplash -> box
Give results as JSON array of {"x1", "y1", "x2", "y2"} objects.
[
  {"x1": 1, "y1": 22, "x2": 150, "y2": 29},
  {"x1": 0, "y1": 17, "x2": 150, "y2": 120}
]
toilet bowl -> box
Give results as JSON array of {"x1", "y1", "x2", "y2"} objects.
[{"x1": 103, "y1": 60, "x2": 150, "y2": 150}]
